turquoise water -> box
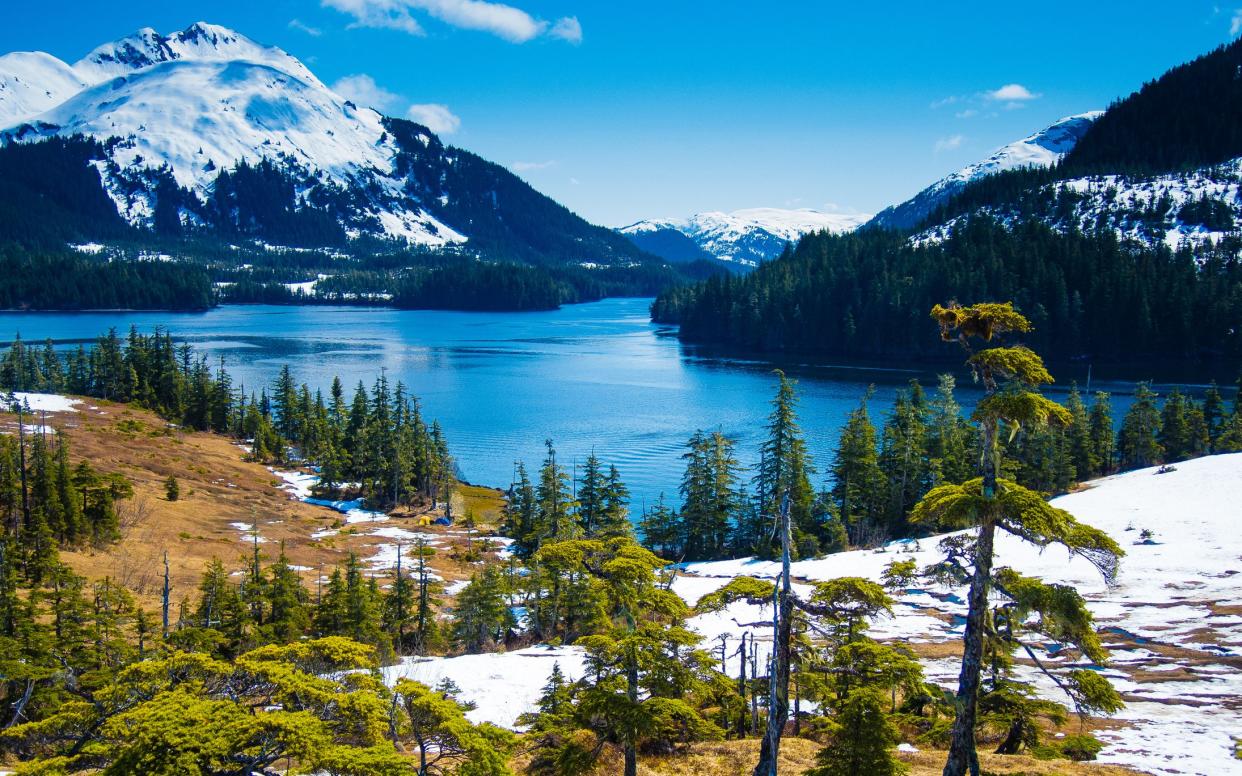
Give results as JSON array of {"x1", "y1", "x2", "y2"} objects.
[{"x1": 0, "y1": 299, "x2": 1173, "y2": 507}]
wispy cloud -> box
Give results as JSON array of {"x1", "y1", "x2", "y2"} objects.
[
  {"x1": 322, "y1": 0, "x2": 582, "y2": 43},
  {"x1": 510, "y1": 160, "x2": 556, "y2": 172},
  {"x1": 288, "y1": 18, "x2": 324, "y2": 36},
  {"x1": 1231, "y1": 8, "x2": 1242, "y2": 35},
  {"x1": 331, "y1": 74, "x2": 462, "y2": 133},
  {"x1": 331, "y1": 74, "x2": 402, "y2": 112},
  {"x1": 986, "y1": 83, "x2": 1039, "y2": 102},
  {"x1": 407, "y1": 103, "x2": 462, "y2": 134},
  {"x1": 323, "y1": 0, "x2": 424, "y2": 33},
  {"x1": 549, "y1": 16, "x2": 583, "y2": 44},
  {"x1": 933, "y1": 83, "x2": 1040, "y2": 117},
  {"x1": 934, "y1": 134, "x2": 965, "y2": 153}
]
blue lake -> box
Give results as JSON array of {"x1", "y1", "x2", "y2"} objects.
[{"x1": 0, "y1": 298, "x2": 1190, "y2": 508}]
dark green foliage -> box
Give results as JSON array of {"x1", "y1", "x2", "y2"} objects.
[
  {"x1": 1061, "y1": 38, "x2": 1242, "y2": 176},
  {"x1": 1118, "y1": 383, "x2": 1164, "y2": 469},
  {"x1": 164, "y1": 475, "x2": 180, "y2": 502},
  {"x1": 653, "y1": 217, "x2": 1242, "y2": 363},
  {"x1": 451, "y1": 565, "x2": 513, "y2": 653},
  {"x1": 1, "y1": 330, "x2": 455, "y2": 515},
  {"x1": 0, "y1": 246, "x2": 214, "y2": 311},
  {"x1": 0, "y1": 136, "x2": 130, "y2": 248},
  {"x1": 806, "y1": 688, "x2": 906, "y2": 776},
  {"x1": 392, "y1": 261, "x2": 574, "y2": 311},
  {"x1": 831, "y1": 394, "x2": 887, "y2": 546},
  {"x1": 210, "y1": 159, "x2": 348, "y2": 247}
]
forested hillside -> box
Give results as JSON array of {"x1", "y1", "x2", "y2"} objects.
[
  {"x1": 0, "y1": 245, "x2": 214, "y2": 310},
  {"x1": 1059, "y1": 38, "x2": 1242, "y2": 176},
  {"x1": 652, "y1": 217, "x2": 1242, "y2": 362}
]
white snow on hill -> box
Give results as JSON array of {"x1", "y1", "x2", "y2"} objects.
[
  {"x1": 0, "y1": 51, "x2": 86, "y2": 127},
  {"x1": 915, "y1": 159, "x2": 1242, "y2": 255},
  {"x1": 952, "y1": 111, "x2": 1103, "y2": 185},
  {"x1": 870, "y1": 112, "x2": 1102, "y2": 230},
  {"x1": 0, "y1": 22, "x2": 465, "y2": 246},
  {"x1": 621, "y1": 207, "x2": 870, "y2": 265},
  {"x1": 6, "y1": 392, "x2": 82, "y2": 413},
  {"x1": 382, "y1": 454, "x2": 1242, "y2": 775},
  {"x1": 681, "y1": 453, "x2": 1242, "y2": 776}
]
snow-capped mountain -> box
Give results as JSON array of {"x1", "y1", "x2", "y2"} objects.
[
  {"x1": 621, "y1": 208, "x2": 871, "y2": 265},
  {"x1": 0, "y1": 23, "x2": 643, "y2": 261},
  {"x1": 913, "y1": 159, "x2": 1242, "y2": 255},
  {"x1": 869, "y1": 112, "x2": 1103, "y2": 230}
]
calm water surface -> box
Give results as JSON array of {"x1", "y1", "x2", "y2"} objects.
[{"x1": 0, "y1": 298, "x2": 1190, "y2": 508}]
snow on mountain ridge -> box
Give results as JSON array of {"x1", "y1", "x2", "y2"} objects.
[
  {"x1": 0, "y1": 51, "x2": 87, "y2": 127},
  {"x1": 621, "y1": 207, "x2": 870, "y2": 264},
  {"x1": 869, "y1": 112, "x2": 1103, "y2": 230},
  {"x1": 942, "y1": 111, "x2": 1103, "y2": 190},
  {"x1": 0, "y1": 22, "x2": 462, "y2": 246},
  {"x1": 71, "y1": 22, "x2": 322, "y2": 89}
]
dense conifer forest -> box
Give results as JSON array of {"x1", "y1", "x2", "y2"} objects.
[{"x1": 652, "y1": 217, "x2": 1242, "y2": 362}]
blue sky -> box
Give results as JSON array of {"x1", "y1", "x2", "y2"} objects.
[{"x1": 3, "y1": 1, "x2": 1239, "y2": 225}]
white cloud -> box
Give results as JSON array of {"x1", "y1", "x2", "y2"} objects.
[
  {"x1": 934, "y1": 134, "x2": 965, "y2": 153},
  {"x1": 955, "y1": 108, "x2": 978, "y2": 119},
  {"x1": 407, "y1": 103, "x2": 462, "y2": 134},
  {"x1": 511, "y1": 160, "x2": 556, "y2": 172},
  {"x1": 930, "y1": 95, "x2": 960, "y2": 109},
  {"x1": 331, "y1": 74, "x2": 402, "y2": 111},
  {"x1": 1231, "y1": 9, "x2": 1242, "y2": 35},
  {"x1": 322, "y1": 0, "x2": 424, "y2": 34},
  {"x1": 288, "y1": 19, "x2": 324, "y2": 36},
  {"x1": 322, "y1": 0, "x2": 582, "y2": 43},
  {"x1": 986, "y1": 83, "x2": 1039, "y2": 102},
  {"x1": 550, "y1": 16, "x2": 583, "y2": 44}
]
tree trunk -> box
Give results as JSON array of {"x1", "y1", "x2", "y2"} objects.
[
  {"x1": 737, "y1": 632, "x2": 749, "y2": 736},
  {"x1": 625, "y1": 645, "x2": 639, "y2": 776},
  {"x1": 753, "y1": 497, "x2": 792, "y2": 776},
  {"x1": 943, "y1": 517, "x2": 994, "y2": 776}
]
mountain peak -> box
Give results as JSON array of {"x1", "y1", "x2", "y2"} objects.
[
  {"x1": 868, "y1": 111, "x2": 1102, "y2": 230},
  {"x1": 621, "y1": 207, "x2": 870, "y2": 265},
  {"x1": 70, "y1": 22, "x2": 317, "y2": 88}
]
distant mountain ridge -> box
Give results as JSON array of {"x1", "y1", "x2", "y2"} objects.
[
  {"x1": 0, "y1": 22, "x2": 649, "y2": 265},
  {"x1": 620, "y1": 207, "x2": 870, "y2": 265},
  {"x1": 868, "y1": 112, "x2": 1102, "y2": 230}
]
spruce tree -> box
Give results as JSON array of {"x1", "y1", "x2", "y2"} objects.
[
  {"x1": 637, "y1": 494, "x2": 682, "y2": 558},
  {"x1": 1119, "y1": 382, "x2": 1163, "y2": 469},
  {"x1": 878, "y1": 382, "x2": 931, "y2": 538},
  {"x1": 755, "y1": 371, "x2": 817, "y2": 555},
  {"x1": 914, "y1": 302, "x2": 1123, "y2": 776},
  {"x1": 832, "y1": 394, "x2": 886, "y2": 546},
  {"x1": 1087, "y1": 392, "x2": 1116, "y2": 475}
]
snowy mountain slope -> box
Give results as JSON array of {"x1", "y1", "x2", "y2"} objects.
[
  {"x1": 912, "y1": 159, "x2": 1242, "y2": 255},
  {"x1": 71, "y1": 22, "x2": 323, "y2": 89},
  {"x1": 1, "y1": 23, "x2": 458, "y2": 245},
  {"x1": 621, "y1": 207, "x2": 870, "y2": 265},
  {"x1": 0, "y1": 22, "x2": 645, "y2": 261},
  {"x1": 0, "y1": 51, "x2": 86, "y2": 127},
  {"x1": 870, "y1": 112, "x2": 1102, "y2": 230}
]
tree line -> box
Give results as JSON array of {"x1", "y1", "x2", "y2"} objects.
[
  {"x1": 617, "y1": 371, "x2": 1241, "y2": 564},
  {"x1": 1, "y1": 329, "x2": 454, "y2": 512},
  {"x1": 0, "y1": 245, "x2": 214, "y2": 311},
  {"x1": 653, "y1": 217, "x2": 1242, "y2": 362}
]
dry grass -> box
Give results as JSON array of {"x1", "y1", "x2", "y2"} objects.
[
  {"x1": 3, "y1": 398, "x2": 506, "y2": 608},
  {"x1": 509, "y1": 738, "x2": 1144, "y2": 776}
]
